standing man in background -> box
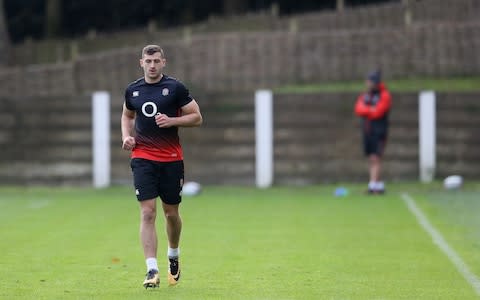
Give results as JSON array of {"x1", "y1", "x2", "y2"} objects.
[
  {"x1": 354, "y1": 70, "x2": 391, "y2": 194},
  {"x1": 121, "y1": 45, "x2": 202, "y2": 288}
]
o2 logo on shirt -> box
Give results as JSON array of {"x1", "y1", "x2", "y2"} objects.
[{"x1": 141, "y1": 101, "x2": 158, "y2": 117}]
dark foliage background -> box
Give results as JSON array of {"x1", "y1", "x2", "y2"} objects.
[{"x1": 4, "y1": 0, "x2": 394, "y2": 42}]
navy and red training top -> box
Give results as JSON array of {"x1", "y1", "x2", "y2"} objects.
[{"x1": 124, "y1": 75, "x2": 193, "y2": 162}]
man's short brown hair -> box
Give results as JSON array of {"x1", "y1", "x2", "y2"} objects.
[{"x1": 142, "y1": 45, "x2": 165, "y2": 58}]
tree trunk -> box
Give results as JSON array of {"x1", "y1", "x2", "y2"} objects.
[{"x1": 45, "y1": 0, "x2": 61, "y2": 38}]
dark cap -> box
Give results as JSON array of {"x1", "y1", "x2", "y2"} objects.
[{"x1": 367, "y1": 70, "x2": 381, "y2": 85}]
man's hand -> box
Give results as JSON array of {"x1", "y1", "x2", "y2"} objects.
[
  {"x1": 155, "y1": 113, "x2": 175, "y2": 128},
  {"x1": 122, "y1": 136, "x2": 136, "y2": 150}
]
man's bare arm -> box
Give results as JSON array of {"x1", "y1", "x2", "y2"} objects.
[
  {"x1": 155, "y1": 100, "x2": 202, "y2": 128},
  {"x1": 121, "y1": 103, "x2": 136, "y2": 150}
]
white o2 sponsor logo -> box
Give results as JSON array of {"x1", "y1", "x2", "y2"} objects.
[{"x1": 141, "y1": 101, "x2": 158, "y2": 117}]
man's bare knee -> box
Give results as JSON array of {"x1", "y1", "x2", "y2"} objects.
[
  {"x1": 164, "y1": 210, "x2": 179, "y2": 220},
  {"x1": 162, "y1": 204, "x2": 180, "y2": 221},
  {"x1": 140, "y1": 200, "x2": 157, "y2": 224},
  {"x1": 141, "y1": 208, "x2": 156, "y2": 224}
]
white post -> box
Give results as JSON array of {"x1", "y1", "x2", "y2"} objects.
[
  {"x1": 255, "y1": 90, "x2": 273, "y2": 188},
  {"x1": 92, "y1": 91, "x2": 111, "y2": 188},
  {"x1": 419, "y1": 91, "x2": 436, "y2": 183}
]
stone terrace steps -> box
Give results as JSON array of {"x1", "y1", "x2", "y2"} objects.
[
  {"x1": 0, "y1": 96, "x2": 93, "y2": 185},
  {"x1": 180, "y1": 92, "x2": 255, "y2": 185},
  {"x1": 435, "y1": 92, "x2": 480, "y2": 177},
  {"x1": 110, "y1": 92, "x2": 256, "y2": 185},
  {"x1": 1, "y1": 91, "x2": 479, "y2": 185},
  {"x1": 273, "y1": 93, "x2": 417, "y2": 183},
  {"x1": 273, "y1": 92, "x2": 480, "y2": 184}
]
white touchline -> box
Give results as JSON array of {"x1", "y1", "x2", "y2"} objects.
[{"x1": 401, "y1": 193, "x2": 480, "y2": 296}]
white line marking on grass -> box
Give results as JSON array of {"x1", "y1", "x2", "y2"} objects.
[{"x1": 402, "y1": 193, "x2": 480, "y2": 296}]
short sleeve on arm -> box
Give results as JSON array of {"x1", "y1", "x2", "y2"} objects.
[
  {"x1": 176, "y1": 82, "x2": 193, "y2": 108},
  {"x1": 124, "y1": 88, "x2": 134, "y2": 111}
]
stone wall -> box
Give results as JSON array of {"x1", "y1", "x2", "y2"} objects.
[
  {"x1": 1, "y1": 0, "x2": 478, "y2": 186},
  {"x1": 1, "y1": 91, "x2": 479, "y2": 185},
  {"x1": 295, "y1": 0, "x2": 479, "y2": 31},
  {"x1": 1, "y1": 21, "x2": 479, "y2": 100},
  {"x1": 273, "y1": 91, "x2": 480, "y2": 184},
  {"x1": 10, "y1": 0, "x2": 479, "y2": 66},
  {"x1": 0, "y1": 95, "x2": 92, "y2": 185},
  {"x1": 273, "y1": 92, "x2": 418, "y2": 184},
  {"x1": 0, "y1": 63, "x2": 75, "y2": 96}
]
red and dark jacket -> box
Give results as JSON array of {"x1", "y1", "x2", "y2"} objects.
[{"x1": 354, "y1": 83, "x2": 392, "y2": 136}]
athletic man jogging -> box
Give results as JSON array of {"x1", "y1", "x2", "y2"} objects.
[
  {"x1": 354, "y1": 70, "x2": 391, "y2": 194},
  {"x1": 121, "y1": 45, "x2": 202, "y2": 288}
]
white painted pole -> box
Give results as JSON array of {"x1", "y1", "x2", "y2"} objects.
[
  {"x1": 419, "y1": 91, "x2": 436, "y2": 183},
  {"x1": 255, "y1": 90, "x2": 273, "y2": 188},
  {"x1": 92, "y1": 91, "x2": 111, "y2": 188}
]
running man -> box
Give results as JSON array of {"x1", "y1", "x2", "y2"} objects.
[
  {"x1": 121, "y1": 45, "x2": 202, "y2": 288},
  {"x1": 354, "y1": 70, "x2": 391, "y2": 194}
]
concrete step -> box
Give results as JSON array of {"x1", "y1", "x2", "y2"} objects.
[
  {"x1": 186, "y1": 161, "x2": 254, "y2": 175},
  {"x1": 0, "y1": 161, "x2": 91, "y2": 179},
  {"x1": 0, "y1": 175, "x2": 92, "y2": 186},
  {"x1": 4, "y1": 96, "x2": 91, "y2": 110},
  {"x1": 274, "y1": 160, "x2": 418, "y2": 184},
  {"x1": 437, "y1": 163, "x2": 480, "y2": 178},
  {"x1": 2, "y1": 146, "x2": 92, "y2": 162},
  {"x1": 182, "y1": 128, "x2": 254, "y2": 143},
  {"x1": 184, "y1": 144, "x2": 255, "y2": 159}
]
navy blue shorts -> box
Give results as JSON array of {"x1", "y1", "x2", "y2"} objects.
[
  {"x1": 130, "y1": 158, "x2": 184, "y2": 204},
  {"x1": 363, "y1": 134, "x2": 387, "y2": 156}
]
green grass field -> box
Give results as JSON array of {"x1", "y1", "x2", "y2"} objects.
[{"x1": 1, "y1": 183, "x2": 479, "y2": 299}]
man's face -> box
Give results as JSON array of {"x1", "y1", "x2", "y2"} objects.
[
  {"x1": 366, "y1": 79, "x2": 377, "y2": 92},
  {"x1": 140, "y1": 52, "x2": 165, "y2": 81}
]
